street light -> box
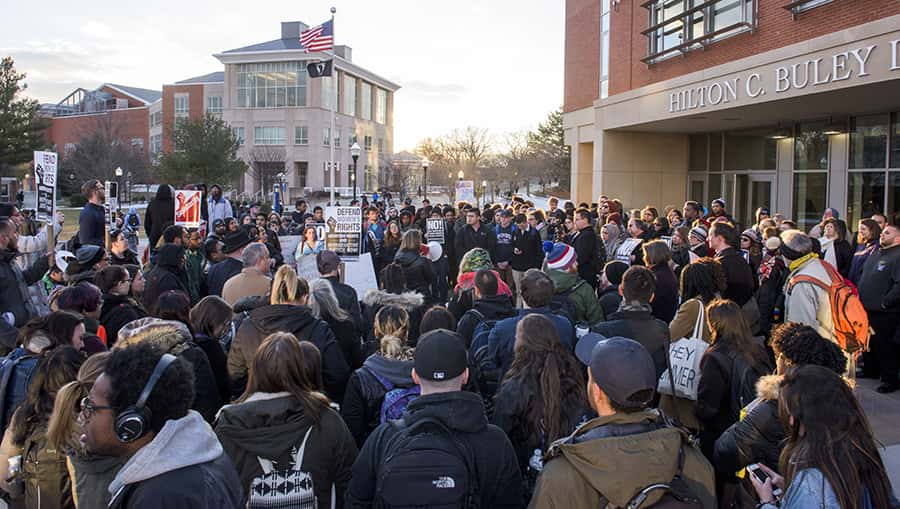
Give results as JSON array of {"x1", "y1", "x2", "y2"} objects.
[
  {"x1": 481, "y1": 180, "x2": 487, "y2": 208},
  {"x1": 457, "y1": 170, "x2": 464, "y2": 181},
  {"x1": 350, "y1": 142, "x2": 361, "y2": 201},
  {"x1": 421, "y1": 157, "x2": 429, "y2": 201}
]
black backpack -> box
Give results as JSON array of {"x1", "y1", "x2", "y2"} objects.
[
  {"x1": 616, "y1": 444, "x2": 703, "y2": 509},
  {"x1": 728, "y1": 353, "x2": 766, "y2": 423},
  {"x1": 466, "y1": 310, "x2": 502, "y2": 406},
  {"x1": 375, "y1": 417, "x2": 479, "y2": 509},
  {"x1": 549, "y1": 281, "x2": 583, "y2": 324}
]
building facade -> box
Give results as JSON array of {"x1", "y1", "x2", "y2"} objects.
[{"x1": 564, "y1": 0, "x2": 900, "y2": 229}]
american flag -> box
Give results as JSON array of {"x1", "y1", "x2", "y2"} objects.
[{"x1": 300, "y1": 20, "x2": 334, "y2": 53}]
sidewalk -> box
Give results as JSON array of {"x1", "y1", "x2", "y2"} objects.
[{"x1": 855, "y1": 378, "x2": 900, "y2": 498}]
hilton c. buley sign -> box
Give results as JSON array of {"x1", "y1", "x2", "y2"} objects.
[{"x1": 668, "y1": 38, "x2": 900, "y2": 113}]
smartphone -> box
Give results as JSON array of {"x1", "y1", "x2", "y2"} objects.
[{"x1": 748, "y1": 464, "x2": 783, "y2": 497}]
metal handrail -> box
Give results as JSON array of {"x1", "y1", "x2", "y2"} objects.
[{"x1": 641, "y1": 21, "x2": 752, "y2": 63}]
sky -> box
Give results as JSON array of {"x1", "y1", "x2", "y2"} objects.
[{"x1": 3, "y1": 0, "x2": 564, "y2": 152}]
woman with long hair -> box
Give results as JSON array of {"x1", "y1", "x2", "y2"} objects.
[
  {"x1": 341, "y1": 305, "x2": 417, "y2": 447},
  {"x1": 819, "y1": 217, "x2": 853, "y2": 278},
  {"x1": 671, "y1": 225, "x2": 692, "y2": 276},
  {"x1": 95, "y1": 265, "x2": 146, "y2": 346},
  {"x1": 380, "y1": 221, "x2": 403, "y2": 269},
  {"x1": 643, "y1": 240, "x2": 678, "y2": 323},
  {"x1": 394, "y1": 229, "x2": 434, "y2": 303},
  {"x1": 190, "y1": 296, "x2": 233, "y2": 403},
  {"x1": 0, "y1": 346, "x2": 82, "y2": 508},
  {"x1": 294, "y1": 225, "x2": 324, "y2": 261},
  {"x1": 310, "y1": 278, "x2": 363, "y2": 370},
  {"x1": 740, "y1": 229, "x2": 763, "y2": 276},
  {"x1": 152, "y1": 289, "x2": 193, "y2": 331},
  {"x1": 600, "y1": 223, "x2": 622, "y2": 263},
  {"x1": 751, "y1": 365, "x2": 894, "y2": 509},
  {"x1": 362, "y1": 263, "x2": 425, "y2": 355},
  {"x1": 215, "y1": 332, "x2": 357, "y2": 508},
  {"x1": 848, "y1": 218, "x2": 881, "y2": 285},
  {"x1": 45, "y1": 353, "x2": 121, "y2": 509},
  {"x1": 491, "y1": 314, "x2": 588, "y2": 500}
]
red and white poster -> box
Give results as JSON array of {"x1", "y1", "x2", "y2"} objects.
[{"x1": 174, "y1": 189, "x2": 202, "y2": 228}]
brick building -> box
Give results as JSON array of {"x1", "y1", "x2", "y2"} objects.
[{"x1": 565, "y1": 0, "x2": 900, "y2": 229}]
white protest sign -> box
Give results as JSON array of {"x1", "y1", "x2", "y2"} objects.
[
  {"x1": 325, "y1": 206, "x2": 362, "y2": 259},
  {"x1": 33, "y1": 151, "x2": 57, "y2": 223},
  {"x1": 341, "y1": 252, "x2": 378, "y2": 295},
  {"x1": 426, "y1": 218, "x2": 445, "y2": 244},
  {"x1": 455, "y1": 181, "x2": 475, "y2": 203}
]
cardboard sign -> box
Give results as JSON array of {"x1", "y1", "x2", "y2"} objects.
[
  {"x1": 296, "y1": 251, "x2": 322, "y2": 282},
  {"x1": 615, "y1": 238, "x2": 643, "y2": 265},
  {"x1": 33, "y1": 151, "x2": 57, "y2": 223},
  {"x1": 426, "y1": 218, "x2": 445, "y2": 244},
  {"x1": 660, "y1": 235, "x2": 673, "y2": 250},
  {"x1": 174, "y1": 190, "x2": 202, "y2": 228},
  {"x1": 342, "y1": 252, "x2": 378, "y2": 295},
  {"x1": 455, "y1": 180, "x2": 475, "y2": 203},
  {"x1": 325, "y1": 206, "x2": 362, "y2": 259}
]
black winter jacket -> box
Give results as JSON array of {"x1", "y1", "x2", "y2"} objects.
[
  {"x1": 194, "y1": 333, "x2": 231, "y2": 405},
  {"x1": 394, "y1": 249, "x2": 434, "y2": 303},
  {"x1": 454, "y1": 223, "x2": 496, "y2": 262},
  {"x1": 324, "y1": 276, "x2": 364, "y2": 334},
  {"x1": 592, "y1": 307, "x2": 670, "y2": 379},
  {"x1": 109, "y1": 249, "x2": 139, "y2": 267},
  {"x1": 360, "y1": 290, "x2": 425, "y2": 353},
  {"x1": 570, "y1": 227, "x2": 600, "y2": 288},
  {"x1": 0, "y1": 249, "x2": 49, "y2": 327},
  {"x1": 456, "y1": 294, "x2": 516, "y2": 348},
  {"x1": 206, "y1": 257, "x2": 242, "y2": 298},
  {"x1": 346, "y1": 391, "x2": 522, "y2": 508},
  {"x1": 715, "y1": 248, "x2": 756, "y2": 306},
  {"x1": 341, "y1": 354, "x2": 416, "y2": 447},
  {"x1": 99, "y1": 293, "x2": 146, "y2": 346},
  {"x1": 144, "y1": 185, "x2": 174, "y2": 248},
  {"x1": 597, "y1": 287, "x2": 622, "y2": 320},
  {"x1": 142, "y1": 244, "x2": 188, "y2": 312},
  {"x1": 650, "y1": 263, "x2": 679, "y2": 323},
  {"x1": 323, "y1": 314, "x2": 364, "y2": 370},
  {"x1": 511, "y1": 226, "x2": 542, "y2": 272}
]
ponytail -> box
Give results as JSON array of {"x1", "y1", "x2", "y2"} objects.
[
  {"x1": 271, "y1": 265, "x2": 309, "y2": 305},
  {"x1": 46, "y1": 380, "x2": 89, "y2": 451}
]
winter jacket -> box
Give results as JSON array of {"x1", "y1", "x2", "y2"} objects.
[
  {"x1": 215, "y1": 392, "x2": 357, "y2": 508},
  {"x1": 0, "y1": 347, "x2": 41, "y2": 432},
  {"x1": 194, "y1": 333, "x2": 231, "y2": 405},
  {"x1": 361, "y1": 290, "x2": 425, "y2": 352},
  {"x1": 757, "y1": 256, "x2": 788, "y2": 337},
  {"x1": 650, "y1": 263, "x2": 679, "y2": 323},
  {"x1": 597, "y1": 286, "x2": 622, "y2": 319},
  {"x1": 107, "y1": 411, "x2": 242, "y2": 509},
  {"x1": 78, "y1": 202, "x2": 106, "y2": 247},
  {"x1": 206, "y1": 257, "x2": 243, "y2": 298},
  {"x1": 592, "y1": 306, "x2": 670, "y2": 379},
  {"x1": 530, "y1": 410, "x2": 716, "y2": 509},
  {"x1": 230, "y1": 304, "x2": 350, "y2": 402},
  {"x1": 69, "y1": 453, "x2": 123, "y2": 509},
  {"x1": 456, "y1": 294, "x2": 516, "y2": 348},
  {"x1": 346, "y1": 391, "x2": 522, "y2": 508},
  {"x1": 858, "y1": 244, "x2": 900, "y2": 313},
  {"x1": 715, "y1": 247, "x2": 756, "y2": 306},
  {"x1": 99, "y1": 293, "x2": 146, "y2": 347},
  {"x1": 448, "y1": 270, "x2": 512, "y2": 320},
  {"x1": 849, "y1": 240, "x2": 879, "y2": 285},
  {"x1": 341, "y1": 354, "x2": 416, "y2": 447},
  {"x1": 206, "y1": 197, "x2": 234, "y2": 224},
  {"x1": 14, "y1": 216, "x2": 61, "y2": 271},
  {"x1": 324, "y1": 276, "x2": 365, "y2": 334},
  {"x1": 487, "y1": 308, "x2": 575, "y2": 378},
  {"x1": 570, "y1": 227, "x2": 599, "y2": 288},
  {"x1": 221, "y1": 267, "x2": 271, "y2": 307},
  {"x1": 142, "y1": 244, "x2": 188, "y2": 312},
  {"x1": 323, "y1": 314, "x2": 364, "y2": 370},
  {"x1": 109, "y1": 249, "x2": 139, "y2": 267},
  {"x1": 394, "y1": 249, "x2": 434, "y2": 303},
  {"x1": 454, "y1": 223, "x2": 496, "y2": 263},
  {"x1": 546, "y1": 269, "x2": 605, "y2": 325},
  {"x1": 821, "y1": 238, "x2": 853, "y2": 279},
  {"x1": 511, "y1": 226, "x2": 542, "y2": 272},
  {"x1": 0, "y1": 249, "x2": 49, "y2": 327},
  {"x1": 784, "y1": 257, "x2": 836, "y2": 342},
  {"x1": 143, "y1": 185, "x2": 175, "y2": 249},
  {"x1": 659, "y1": 298, "x2": 713, "y2": 430},
  {"x1": 183, "y1": 248, "x2": 204, "y2": 304}
]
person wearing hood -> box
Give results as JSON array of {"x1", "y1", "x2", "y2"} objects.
[
  {"x1": 456, "y1": 269, "x2": 516, "y2": 348},
  {"x1": 96, "y1": 265, "x2": 146, "y2": 346},
  {"x1": 544, "y1": 243, "x2": 605, "y2": 326},
  {"x1": 341, "y1": 306, "x2": 418, "y2": 447},
  {"x1": 599, "y1": 222, "x2": 623, "y2": 263},
  {"x1": 448, "y1": 248, "x2": 512, "y2": 320},
  {"x1": 598, "y1": 260, "x2": 627, "y2": 319},
  {"x1": 109, "y1": 228, "x2": 140, "y2": 267},
  {"x1": 142, "y1": 244, "x2": 188, "y2": 312},
  {"x1": 144, "y1": 184, "x2": 175, "y2": 250},
  {"x1": 530, "y1": 336, "x2": 715, "y2": 509},
  {"x1": 808, "y1": 207, "x2": 840, "y2": 239},
  {"x1": 398, "y1": 209, "x2": 415, "y2": 234},
  {"x1": 346, "y1": 329, "x2": 522, "y2": 508},
  {"x1": 361, "y1": 263, "x2": 425, "y2": 353},
  {"x1": 80, "y1": 342, "x2": 242, "y2": 509},
  {"x1": 206, "y1": 184, "x2": 233, "y2": 225},
  {"x1": 230, "y1": 266, "x2": 349, "y2": 402},
  {"x1": 215, "y1": 332, "x2": 357, "y2": 508},
  {"x1": 394, "y1": 229, "x2": 434, "y2": 304},
  {"x1": 66, "y1": 244, "x2": 109, "y2": 286}
]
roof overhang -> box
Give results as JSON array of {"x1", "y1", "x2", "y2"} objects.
[{"x1": 101, "y1": 84, "x2": 154, "y2": 105}]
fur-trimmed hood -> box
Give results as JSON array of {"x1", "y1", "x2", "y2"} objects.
[
  {"x1": 755, "y1": 374, "x2": 781, "y2": 401},
  {"x1": 362, "y1": 289, "x2": 424, "y2": 309}
]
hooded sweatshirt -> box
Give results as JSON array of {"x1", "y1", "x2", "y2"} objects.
[
  {"x1": 142, "y1": 244, "x2": 188, "y2": 311},
  {"x1": 144, "y1": 185, "x2": 174, "y2": 248},
  {"x1": 215, "y1": 392, "x2": 357, "y2": 508},
  {"x1": 107, "y1": 411, "x2": 242, "y2": 509},
  {"x1": 342, "y1": 354, "x2": 416, "y2": 447},
  {"x1": 229, "y1": 304, "x2": 350, "y2": 402},
  {"x1": 546, "y1": 269, "x2": 605, "y2": 325},
  {"x1": 530, "y1": 410, "x2": 716, "y2": 509},
  {"x1": 361, "y1": 290, "x2": 425, "y2": 350}
]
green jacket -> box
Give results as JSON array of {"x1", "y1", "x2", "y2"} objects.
[
  {"x1": 529, "y1": 410, "x2": 716, "y2": 509},
  {"x1": 546, "y1": 269, "x2": 605, "y2": 325},
  {"x1": 183, "y1": 248, "x2": 204, "y2": 304}
]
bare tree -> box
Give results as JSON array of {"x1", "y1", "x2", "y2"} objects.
[
  {"x1": 244, "y1": 145, "x2": 286, "y2": 200},
  {"x1": 60, "y1": 114, "x2": 149, "y2": 195}
]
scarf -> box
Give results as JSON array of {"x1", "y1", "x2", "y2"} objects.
[{"x1": 788, "y1": 252, "x2": 819, "y2": 273}]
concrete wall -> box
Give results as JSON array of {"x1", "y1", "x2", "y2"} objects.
[{"x1": 598, "y1": 131, "x2": 689, "y2": 210}]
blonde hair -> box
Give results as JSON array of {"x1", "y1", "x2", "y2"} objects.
[
  {"x1": 271, "y1": 265, "x2": 309, "y2": 305},
  {"x1": 374, "y1": 306, "x2": 409, "y2": 359},
  {"x1": 47, "y1": 352, "x2": 110, "y2": 452},
  {"x1": 399, "y1": 229, "x2": 422, "y2": 252},
  {"x1": 309, "y1": 278, "x2": 349, "y2": 322}
]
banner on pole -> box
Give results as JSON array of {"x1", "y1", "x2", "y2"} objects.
[
  {"x1": 325, "y1": 206, "x2": 361, "y2": 259},
  {"x1": 33, "y1": 151, "x2": 57, "y2": 223},
  {"x1": 426, "y1": 218, "x2": 445, "y2": 244},
  {"x1": 174, "y1": 190, "x2": 202, "y2": 228},
  {"x1": 455, "y1": 181, "x2": 475, "y2": 204}
]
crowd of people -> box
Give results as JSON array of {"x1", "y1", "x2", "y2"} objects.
[{"x1": 0, "y1": 178, "x2": 898, "y2": 508}]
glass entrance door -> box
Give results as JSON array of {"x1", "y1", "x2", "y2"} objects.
[{"x1": 731, "y1": 173, "x2": 775, "y2": 228}]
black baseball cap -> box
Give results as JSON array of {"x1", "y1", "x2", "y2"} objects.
[
  {"x1": 575, "y1": 334, "x2": 657, "y2": 409},
  {"x1": 414, "y1": 329, "x2": 467, "y2": 382}
]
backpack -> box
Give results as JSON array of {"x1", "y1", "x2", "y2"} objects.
[
  {"x1": 365, "y1": 367, "x2": 421, "y2": 423},
  {"x1": 247, "y1": 427, "x2": 318, "y2": 509},
  {"x1": 549, "y1": 280, "x2": 583, "y2": 324},
  {"x1": 728, "y1": 353, "x2": 766, "y2": 423},
  {"x1": 788, "y1": 260, "x2": 869, "y2": 354},
  {"x1": 467, "y1": 311, "x2": 503, "y2": 404},
  {"x1": 615, "y1": 445, "x2": 703, "y2": 509},
  {"x1": 0, "y1": 350, "x2": 39, "y2": 436},
  {"x1": 20, "y1": 424, "x2": 71, "y2": 508},
  {"x1": 375, "y1": 417, "x2": 479, "y2": 509}
]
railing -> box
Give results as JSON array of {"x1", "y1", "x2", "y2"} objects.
[
  {"x1": 642, "y1": 0, "x2": 757, "y2": 64},
  {"x1": 782, "y1": 0, "x2": 834, "y2": 19}
]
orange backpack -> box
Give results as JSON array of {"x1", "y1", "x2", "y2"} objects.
[{"x1": 788, "y1": 260, "x2": 869, "y2": 354}]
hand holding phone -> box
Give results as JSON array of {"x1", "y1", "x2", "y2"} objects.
[{"x1": 748, "y1": 463, "x2": 783, "y2": 499}]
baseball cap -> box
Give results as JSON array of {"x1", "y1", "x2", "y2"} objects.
[
  {"x1": 499, "y1": 209, "x2": 513, "y2": 218},
  {"x1": 414, "y1": 329, "x2": 467, "y2": 382},
  {"x1": 575, "y1": 334, "x2": 657, "y2": 409},
  {"x1": 316, "y1": 250, "x2": 341, "y2": 275}
]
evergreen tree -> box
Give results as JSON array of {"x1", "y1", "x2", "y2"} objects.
[
  {"x1": 0, "y1": 57, "x2": 48, "y2": 170},
  {"x1": 156, "y1": 113, "x2": 245, "y2": 187}
]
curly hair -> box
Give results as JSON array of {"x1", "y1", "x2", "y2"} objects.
[
  {"x1": 103, "y1": 342, "x2": 195, "y2": 435},
  {"x1": 770, "y1": 323, "x2": 846, "y2": 374},
  {"x1": 680, "y1": 257, "x2": 726, "y2": 303}
]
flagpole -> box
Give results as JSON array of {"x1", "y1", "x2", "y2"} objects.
[{"x1": 329, "y1": 7, "x2": 337, "y2": 205}]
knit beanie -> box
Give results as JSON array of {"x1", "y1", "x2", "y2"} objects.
[
  {"x1": 690, "y1": 226, "x2": 708, "y2": 243},
  {"x1": 741, "y1": 229, "x2": 762, "y2": 245},
  {"x1": 460, "y1": 248, "x2": 493, "y2": 274},
  {"x1": 712, "y1": 198, "x2": 726, "y2": 208},
  {"x1": 603, "y1": 260, "x2": 629, "y2": 286},
  {"x1": 546, "y1": 243, "x2": 576, "y2": 271}
]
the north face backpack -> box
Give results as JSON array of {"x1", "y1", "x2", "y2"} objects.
[
  {"x1": 375, "y1": 417, "x2": 479, "y2": 509},
  {"x1": 248, "y1": 427, "x2": 317, "y2": 509},
  {"x1": 468, "y1": 314, "x2": 503, "y2": 403},
  {"x1": 788, "y1": 260, "x2": 869, "y2": 354},
  {"x1": 616, "y1": 446, "x2": 703, "y2": 509},
  {"x1": 0, "y1": 350, "x2": 39, "y2": 436},
  {"x1": 365, "y1": 367, "x2": 421, "y2": 423}
]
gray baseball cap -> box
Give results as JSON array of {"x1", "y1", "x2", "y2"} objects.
[{"x1": 575, "y1": 333, "x2": 657, "y2": 409}]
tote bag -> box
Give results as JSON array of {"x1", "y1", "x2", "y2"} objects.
[{"x1": 658, "y1": 299, "x2": 708, "y2": 401}]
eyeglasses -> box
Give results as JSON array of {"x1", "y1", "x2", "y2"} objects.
[{"x1": 80, "y1": 397, "x2": 114, "y2": 420}]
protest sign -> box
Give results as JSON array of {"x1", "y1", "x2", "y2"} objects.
[
  {"x1": 325, "y1": 206, "x2": 361, "y2": 259},
  {"x1": 615, "y1": 238, "x2": 643, "y2": 265},
  {"x1": 174, "y1": 189, "x2": 202, "y2": 228},
  {"x1": 296, "y1": 252, "x2": 322, "y2": 282},
  {"x1": 342, "y1": 252, "x2": 378, "y2": 295},
  {"x1": 426, "y1": 218, "x2": 445, "y2": 244},
  {"x1": 455, "y1": 180, "x2": 475, "y2": 203},
  {"x1": 32, "y1": 151, "x2": 57, "y2": 223}
]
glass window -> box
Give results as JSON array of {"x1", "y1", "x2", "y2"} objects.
[
  {"x1": 174, "y1": 94, "x2": 189, "y2": 124},
  {"x1": 794, "y1": 122, "x2": 829, "y2": 170},
  {"x1": 364, "y1": 135, "x2": 373, "y2": 151},
  {"x1": 150, "y1": 134, "x2": 162, "y2": 154},
  {"x1": 724, "y1": 130, "x2": 777, "y2": 171},
  {"x1": 360, "y1": 82, "x2": 372, "y2": 120},
  {"x1": 849, "y1": 114, "x2": 888, "y2": 169},
  {"x1": 295, "y1": 161, "x2": 308, "y2": 188},
  {"x1": 708, "y1": 173, "x2": 722, "y2": 202},
  {"x1": 708, "y1": 133, "x2": 722, "y2": 172},
  {"x1": 600, "y1": 0, "x2": 610, "y2": 99},
  {"x1": 792, "y1": 172, "x2": 828, "y2": 232},
  {"x1": 343, "y1": 75, "x2": 356, "y2": 116},
  {"x1": 334, "y1": 129, "x2": 341, "y2": 148},
  {"x1": 253, "y1": 126, "x2": 285, "y2": 145},
  {"x1": 889, "y1": 113, "x2": 900, "y2": 168},
  {"x1": 294, "y1": 126, "x2": 308, "y2": 145},
  {"x1": 689, "y1": 134, "x2": 708, "y2": 172},
  {"x1": 206, "y1": 96, "x2": 222, "y2": 114},
  {"x1": 322, "y1": 76, "x2": 334, "y2": 110},
  {"x1": 648, "y1": 0, "x2": 753, "y2": 61},
  {"x1": 375, "y1": 89, "x2": 387, "y2": 124},
  {"x1": 323, "y1": 127, "x2": 331, "y2": 146},
  {"x1": 236, "y1": 62, "x2": 307, "y2": 108},
  {"x1": 847, "y1": 172, "x2": 885, "y2": 229},
  {"x1": 890, "y1": 173, "x2": 900, "y2": 221},
  {"x1": 232, "y1": 127, "x2": 245, "y2": 145}
]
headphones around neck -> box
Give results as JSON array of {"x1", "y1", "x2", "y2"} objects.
[{"x1": 114, "y1": 353, "x2": 177, "y2": 443}]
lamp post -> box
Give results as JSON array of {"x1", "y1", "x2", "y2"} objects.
[
  {"x1": 114, "y1": 166, "x2": 123, "y2": 213},
  {"x1": 421, "y1": 157, "x2": 429, "y2": 201},
  {"x1": 126, "y1": 172, "x2": 132, "y2": 205},
  {"x1": 350, "y1": 142, "x2": 361, "y2": 201},
  {"x1": 481, "y1": 180, "x2": 487, "y2": 208}
]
